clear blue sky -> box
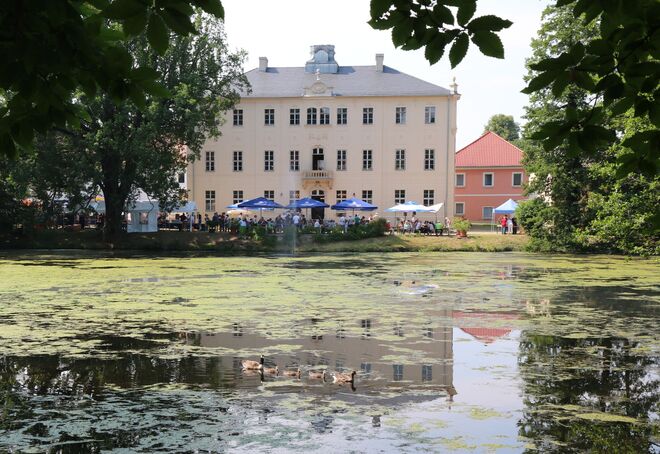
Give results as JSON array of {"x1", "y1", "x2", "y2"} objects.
[{"x1": 221, "y1": 0, "x2": 550, "y2": 149}]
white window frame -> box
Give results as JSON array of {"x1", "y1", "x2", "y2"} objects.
[
  {"x1": 233, "y1": 150, "x2": 243, "y2": 172},
  {"x1": 455, "y1": 173, "x2": 465, "y2": 187},
  {"x1": 264, "y1": 150, "x2": 274, "y2": 171},
  {"x1": 423, "y1": 189, "x2": 434, "y2": 206},
  {"x1": 290, "y1": 108, "x2": 300, "y2": 125},
  {"x1": 483, "y1": 172, "x2": 494, "y2": 187},
  {"x1": 205, "y1": 190, "x2": 216, "y2": 211},
  {"x1": 319, "y1": 107, "x2": 330, "y2": 125},
  {"x1": 264, "y1": 190, "x2": 274, "y2": 200},
  {"x1": 482, "y1": 206, "x2": 494, "y2": 220},
  {"x1": 362, "y1": 190, "x2": 373, "y2": 204},
  {"x1": 363, "y1": 107, "x2": 373, "y2": 124},
  {"x1": 394, "y1": 189, "x2": 406, "y2": 205},
  {"x1": 424, "y1": 149, "x2": 435, "y2": 170},
  {"x1": 233, "y1": 109, "x2": 243, "y2": 126},
  {"x1": 512, "y1": 172, "x2": 523, "y2": 187},
  {"x1": 306, "y1": 107, "x2": 317, "y2": 125},
  {"x1": 336, "y1": 107, "x2": 347, "y2": 125},
  {"x1": 264, "y1": 108, "x2": 274, "y2": 126},
  {"x1": 425, "y1": 106, "x2": 436, "y2": 124},
  {"x1": 395, "y1": 149, "x2": 405, "y2": 170},
  {"x1": 205, "y1": 151, "x2": 215, "y2": 172},
  {"x1": 455, "y1": 202, "x2": 464, "y2": 216},
  {"x1": 288, "y1": 190, "x2": 300, "y2": 204},
  {"x1": 232, "y1": 190, "x2": 244, "y2": 204},
  {"x1": 337, "y1": 149, "x2": 347, "y2": 171},
  {"x1": 395, "y1": 106, "x2": 406, "y2": 124},
  {"x1": 336, "y1": 190, "x2": 347, "y2": 203},
  {"x1": 290, "y1": 150, "x2": 299, "y2": 171},
  {"x1": 362, "y1": 149, "x2": 373, "y2": 170}
]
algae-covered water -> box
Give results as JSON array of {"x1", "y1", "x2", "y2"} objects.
[{"x1": 0, "y1": 252, "x2": 658, "y2": 453}]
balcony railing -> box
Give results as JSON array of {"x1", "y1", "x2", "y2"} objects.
[{"x1": 302, "y1": 170, "x2": 333, "y2": 180}]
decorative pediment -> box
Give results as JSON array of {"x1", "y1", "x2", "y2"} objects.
[{"x1": 303, "y1": 80, "x2": 334, "y2": 97}]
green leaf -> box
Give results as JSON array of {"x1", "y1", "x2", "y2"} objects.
[
  {"x1": 424, "y1": 33, "x2": 446, "y2": 64},
  {"x1": 522, "y1": 71, "x2": 558, "y2": 94},
  {"x1": 432, "y1": 4, "x2": 454, "y2": 25},
  {"x1": 471, "y1": 30, "x2": 504, "y2": 58},
  {"x1": 0, "y1": 133, "x2": 17, "y2": 159},
  {"x1": 103, "y1": 0, "x2": 147, "y2": 20},
  {"x1": 609, "y1": 97, "x2": 635, "y2": 115},
  {"x1": 391, "y1": 19, "x2": 413, "y2": 47},
  {"x1": 130, "y1": 67, "x2": 159, "y2": 82},
  {"x1": 147, "y1": 13, "x2": 169, "y2": 55},
  {"x1": 122, "y1": 10, "x2": 148, "y2": 36},
  {"x1": 572, "y1": 70, "x2": 595, "y2": 91},
  {"x1": 551, "y1": 72, "x2": 570, "y2": 97},
  {"x1": 449, "y1": 33, "x2": 469, "y2": 68},
  {"x1": 193, "y1": 0, "x2": 225, "y2": 18},
  {"x1": 467, "y1": 15, "x2": 512, "y2": 32},
  {"x1": 160, "y1": 9, "x2": 197, "y2": 35},
  {"x1": 456, "y1": 0, "x2": 477, "y2": 26},
  {"x1": 370, "y1": 0, "x2": 392, "y2": 18},
  {"x1": 139, "y1": 79, "x2": 171, "y2": 98}
]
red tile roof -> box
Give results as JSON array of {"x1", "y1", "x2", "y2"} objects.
[{"x1": 455, "y1": 131, "x2": 523, "y2": 167}]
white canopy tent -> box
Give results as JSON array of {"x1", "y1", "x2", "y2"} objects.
[
  {"x1": 93, "y1": 195, "x2": 198, "y2": 233},
  {"x1": 491, "y1": 198, "x2": 519, "y2": 232}
]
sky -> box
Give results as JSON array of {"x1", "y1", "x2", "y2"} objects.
[{"x1": 221, "y1": 0, "x2": 550, "y2": 149}]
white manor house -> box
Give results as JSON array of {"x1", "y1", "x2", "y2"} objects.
[{"x1": 187, "y1": 45, "x2": 459, "y2": 220}]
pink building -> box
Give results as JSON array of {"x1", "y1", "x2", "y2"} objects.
[{"x1": 454, "y1": 131, "x2": 526, "y2": 222}]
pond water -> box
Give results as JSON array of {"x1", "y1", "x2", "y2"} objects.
[{"x1": 0, "y1": 252, "x2": 658, "y2": 453}]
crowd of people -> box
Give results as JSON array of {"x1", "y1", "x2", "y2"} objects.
[
  {"x1": 391, "y1": 216, "x2": 452, "y2": 235},
  {"x1": 498, "y1": 214, "x2": 519, "y2": 234}
]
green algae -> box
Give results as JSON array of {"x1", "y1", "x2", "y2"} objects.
[{"x1": 575, "y1": 412, "x2": 639, "y2": 424}]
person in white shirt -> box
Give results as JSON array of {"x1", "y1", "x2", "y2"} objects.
[{"x1": 292, "y1": 213, "x2": 301, "y2": 230}]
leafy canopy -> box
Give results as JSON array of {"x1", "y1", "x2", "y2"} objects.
[{"x1": 0, "y1": 0, "x2": 224, "y2": 158}]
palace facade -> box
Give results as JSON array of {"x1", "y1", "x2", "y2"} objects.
[{"x1": 188, "y1": 45, "x2": 459, "y2": 219}]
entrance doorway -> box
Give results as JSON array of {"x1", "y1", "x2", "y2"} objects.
[
  {"x1": 311, "y1": 189, "x2": 325, "y2": 220},
  {"x1": 312, "y1": 147, "x2": 324, "y2": 170}
]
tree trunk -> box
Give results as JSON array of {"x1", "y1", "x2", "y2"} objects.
[{"x1": 102, "y1": 189, "x2": 124, "y2": 241}]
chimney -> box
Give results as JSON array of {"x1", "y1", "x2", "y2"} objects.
[
  {"x1": 259, "y1": 57, "x2": 268, "y2": 72},
  {"x1": 375, "y1": 53, "x2": 384, "y2": 72}
]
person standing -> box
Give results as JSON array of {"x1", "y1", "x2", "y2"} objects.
[
  {"x1": 507, "y1": 215, "x2": 513, "y2": 234},
  {"x1": 500, "y1": 215, "x2": 508, "y2": 234}
]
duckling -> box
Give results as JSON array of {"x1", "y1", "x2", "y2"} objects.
[
  {"x1": 241, "y1": 355, "x2": 264, "y2": 371},
  {"x1": 330, "y1": 370, "x2": 357, "y2": 384},
  {"x1": 263, "y1": 365, "x2": 279, "y2": 376},
  {"x1": 282, "y1": 368, "x2": 301, "y2": 378},
  {"x1": 308, "y1": 370, "x2": 326, "y2": 380}
]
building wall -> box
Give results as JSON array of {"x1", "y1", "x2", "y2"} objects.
[
  {"x1": 454, "y1": 167, "x2": 526, "y2": 221},
  {"x1": 188, "y1": 94, "x2": 458, "y2": 220}
]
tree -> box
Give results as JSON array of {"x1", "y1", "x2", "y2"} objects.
[
  {"x1": 368, "y1": 0, "x2": 659, "y2": 178},
  {"x1": 0, "y1": 0, "x2": 225, "y2": 159},
  {"x1": 483, "y1": 114, "x2": 520, "y2": 141},
  {"x1": 23, "y1": 15, "x2": 247, "y2": 239},
  {"x1": 517, "y1": 5, "x2": 658, "y2": 255}
]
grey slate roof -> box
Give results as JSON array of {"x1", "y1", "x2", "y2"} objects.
[{"x1": 242, "y1": 65, "x2": 451, "y2": 98}]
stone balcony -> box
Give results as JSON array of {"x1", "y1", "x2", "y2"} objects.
[{"x1": 302, "y1": 169, "x2": 334, "y2": 190}]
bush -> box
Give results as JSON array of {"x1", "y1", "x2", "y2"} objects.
[
  {"x1": 314, "y1": 218, "x2": 387, "y2": 243},
  {"x1": 453, "y1": 217, "x2": 472, "y2": 232}
]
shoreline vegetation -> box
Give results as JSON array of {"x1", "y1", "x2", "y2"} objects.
[{"x1": 0, "y1": 230, "x2": 531, "y2": 254}]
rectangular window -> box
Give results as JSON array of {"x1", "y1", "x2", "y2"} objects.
[
  {"x1": 424, "y1": 149, "x2": 435, "y2": 170},
  {"x1": 455, "y1": 202, "x2": 465, "y2": 216},
  {"x1": 233, "y1": 109, "x2": 243, "y2": 126},
  {"x1": 289, "y1": 190, "x2": 300, "y2": 204},
  {"x1": 233, "y1": 151, "x2": 243, "y2": 172},
  {"x1": 394, "y1": 189, "x2": 406, "y2": 204},
  {"x1": 395, "y1": 106, "x2": 406, "y2": 124},
  {"x1": 205, "y1": 190, "x2": 215, "y2": 211},
  {"x1": 232, "y1": 190, "x2": 244, "y2": 204},
  {"x1": 483, "y1": 172, "x2": 494, "y2": 187},
  {"x1": 512, "y1": 172, "x2": 523, "y2": 187},
  {"x1": 319, "y1": 107, "x2": 330, "y2": 125},
  {"x1": 264, "y1": 190, "x2": 274, "y2": 200},
  {"x1": 337, "y1": 149, "x2": 347, "y2": 171},
  {"x1": 205, "y1": 151, "x2": 215, "y2": 172},
  {"x1": 395, "y1": 149, "x2": 405, "y2": 170},
  {"x1": 264, "y1": 150, "x2": 274, "y2": 171},
  {"x1": 483, "y1": 206, "x2": 494, "y2": 219},
  {"x1": 336, "y1": 190, "x2": 347, "y2": 203},
  {"x1": 422, "y1": 365, "x2": 432, "y2": 382},
  {"x1": 362, "y1": 190, "x2": 373, "y2": 204},
  {"x1": 306, "y1": 107, "x2": 317, "y2": 125},
  {"x1": 289, "y1": 108, "x2": 300, "y2": 125},
  {"x1": 264, "y1": 108, "x2": 275, "y2": 125},
  {"x1": 290, "y1": 150, "x2": 299, "y2": 171},
  {"x1": 393, "y1": 364, "x2": 404, "y2": 381},
  {"x1": 336, "y1": 107, "x2": 347, "y2": 125},
  {"x1": 177, "y1": 172, "x2": 185, "y2": 183},
  {"x1": 363, "y1": 107, "x2": 373, "y2": 124},
  {"x1": 362, "y1": 149, "x2": 373, "y2": 170},
  {"x1": 423, "y1": 189, "x2": 434, "y2": 206},
  {"x1": 425, "y1": 106, "x2": 436, "y2": 124},
  {"x1": 455, "y1": 173, "x2": 465, "y2": 187}
]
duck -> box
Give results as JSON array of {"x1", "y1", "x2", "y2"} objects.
[
  {"x1": 282, "y1": 368, "x2": 301, "y2": 378},
  {"x1": 308, "y1": 370, "x2": 326, "y2": 380},
  {"x1": 241, "y1": 355, "x2": 264, "y2": 371},
  {"x1": 263, "y1": 365, "x2": 279, "y2": 376},
  {"x1": 329, "y1": 370, "x2": 356, "y2": 384}
]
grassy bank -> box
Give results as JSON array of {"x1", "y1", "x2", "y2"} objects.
[{"x1": 1, "y1": 229, "x2": 529, "y2": 253}]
